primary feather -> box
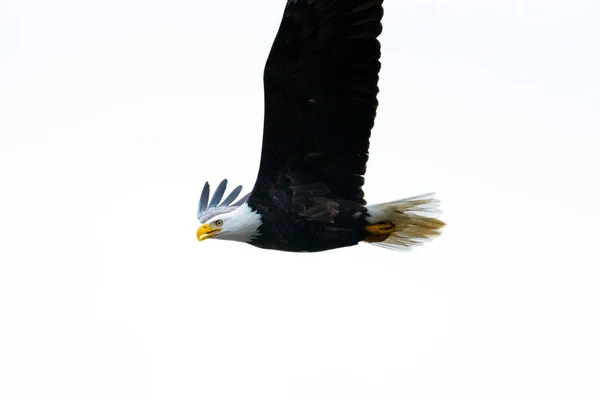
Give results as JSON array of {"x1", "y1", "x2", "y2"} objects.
[{"x1": 197, "y1": 179, "x2": 248, "y2": 224}]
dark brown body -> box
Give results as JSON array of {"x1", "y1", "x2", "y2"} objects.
[
  {"x1": 245, "y1": 0, "x2": 383, "y2": 252},
  {"x1": 248, "y1": 182, "x2": 369, "y2": 252}
]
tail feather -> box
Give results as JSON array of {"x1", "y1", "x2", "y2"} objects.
[{"x1": 365, "y1": 193, "x2": 445, "y2": 251}]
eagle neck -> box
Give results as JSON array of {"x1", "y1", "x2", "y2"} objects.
[{"x1": 226, "y1": 203, "x2": 262, "y2": 243}]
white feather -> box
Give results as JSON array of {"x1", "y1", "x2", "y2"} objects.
[
  {"x1": 206, "y1": 203, "x2": 262, "y2": 243},
  {"x1": 365, "y1": 193, "x2": 445, "y2": 251}
]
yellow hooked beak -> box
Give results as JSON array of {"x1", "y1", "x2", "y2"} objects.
[{"x1": 196, "y1": 224, "x2": 221, "y2": 242}]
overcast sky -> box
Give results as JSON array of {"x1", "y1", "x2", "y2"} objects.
[{"x1": 1, "y1": 0, "x2": 599, "y2": 399}]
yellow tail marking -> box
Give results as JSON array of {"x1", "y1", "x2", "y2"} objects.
[{"x1": 365, "y1": 221, "x2": 396, "y2": 243}]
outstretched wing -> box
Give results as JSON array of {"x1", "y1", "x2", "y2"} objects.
[
  {"x1": 250, "y1": 0, "x2": 383, "y2": 206},
  {"x1": 197, "y1": 179, "x2": 248, "y2": 223}
]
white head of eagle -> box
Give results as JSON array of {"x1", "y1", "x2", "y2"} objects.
[
  {"x1": 194, "y1": 0, "x2": 445, "y2": 253},
  {"x1": 196, "y1": 180, "x2": 262, "y2": 244}
]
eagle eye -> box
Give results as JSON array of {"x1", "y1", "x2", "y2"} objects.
[{"x1": 215, "y1": 220, "x2": 223, "y2": 226}]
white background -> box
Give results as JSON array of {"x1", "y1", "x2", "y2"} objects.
[{"x1": 1, "y1": 0, "x2": 599, "y2": 399}]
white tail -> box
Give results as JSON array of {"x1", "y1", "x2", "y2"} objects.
[{"x1": 365, "y1": 193, "x2": 445, "y2": 251}]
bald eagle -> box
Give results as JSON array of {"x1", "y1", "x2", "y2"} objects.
[{"x1": 196, "y1": 0, "x2": 445, "y2": 252}]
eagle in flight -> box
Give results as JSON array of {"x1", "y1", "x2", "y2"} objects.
[{"x1": 196, "y1": 0, "x2": 445, "y2": 252}]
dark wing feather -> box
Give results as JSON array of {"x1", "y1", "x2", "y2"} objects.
[
  {"x1": 197, "y1": 179, "x2": 248, "y2": 223},
  {"x1": 197, "y1": 182, "x2": 210, "y2": 218},
  {"x1": 208, "y1": 179, "x2": 228, "y2": 208},
  {"x1": 249, "y1": 0, "x2": 383, "y2": 207},
  {"x1": 219, "y1": 185, "x2": 243, "y2": 206}
]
